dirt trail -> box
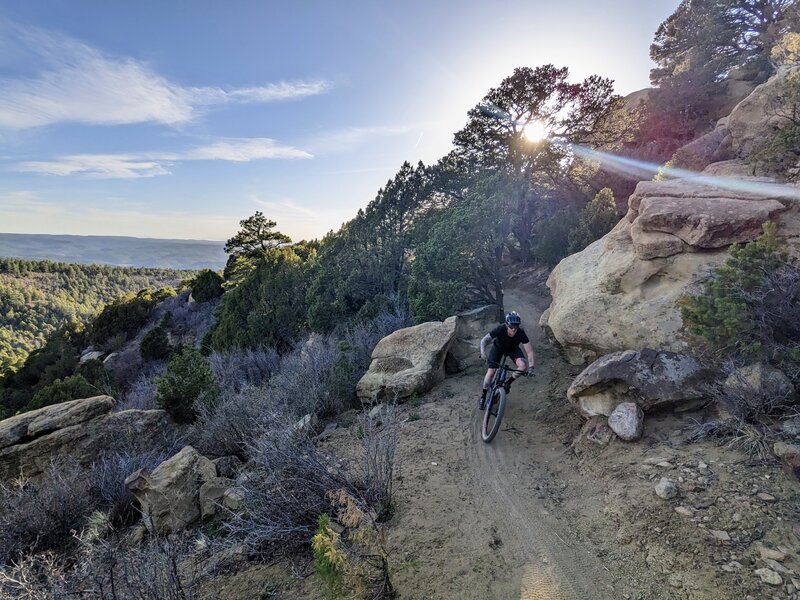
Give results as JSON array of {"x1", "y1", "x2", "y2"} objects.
[{"x1": 386, "y1": 281, "x2": 622, "y2": 599}]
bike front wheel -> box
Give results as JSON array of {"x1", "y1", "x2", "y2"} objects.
[{"x1": 481, "y1": 386, "x2": 506, "y2": 443}]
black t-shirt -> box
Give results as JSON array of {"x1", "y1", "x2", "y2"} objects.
[{"x1": 489, "y1": 324, "x2": 529, "y2": 354}]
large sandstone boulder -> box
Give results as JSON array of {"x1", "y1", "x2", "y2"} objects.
[
  {"x1": 567, "y1": 349, "x2": 714, "y2": 418},
  {"x1": 540, "y1": 219, "x2": 728, "y2": 364},
  {"x1": 446, "y1": 305, "x2": 505, "y2": 372},
  {"x1": 0, "y1": 397, "x2": 174, "y2": 480},
  {"x1": 125, "y1": 445, "x2": 219, "y2": 534},
  {"x1": 542, "y1": 172, "x2": 796, "y2": 363},
  {"x1": 626, "y1": 177, "x2": 789, "y2": 256},
  {"x1": 726, "y1": 65, "x2": 798, "y2": 156},
  {"x1": 356, "y1": 318, "x2": 457, "y2": 402}
]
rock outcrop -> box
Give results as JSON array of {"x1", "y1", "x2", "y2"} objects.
[
  {"x1": 357, "y1": 318, "x2": 458, "y2": 402},
  {"x1": 726, "y1": 65, "x2": 798, "y2": 157},
  {"x1": 446, "y1": 305, "x2": 505, "y2": 372},
  {"x1": 626, "y1": 178, "x2": 789, "y2": 257},
  {"x1": 567, "y1": 349, "x2": 713, "y2": 417},
  {"x1": 541, "y1": 175, "x2": 795, "y2": 363},
  {"x1": 125, "y1": 446, "x2": 222, "y2": 534},
  {"x1": 542, "y1": 67, "x2": 800, "y2": 365},
  {"x1": 540, "y1": 218, "x2": 729, "y2": 364},
  {"x1": 0, "y1": 396, "x2": 174, "y2": 480}
]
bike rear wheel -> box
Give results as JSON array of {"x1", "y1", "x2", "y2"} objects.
[{"x1": 481, "y1": 386, "x2": 506, "y2": 443}]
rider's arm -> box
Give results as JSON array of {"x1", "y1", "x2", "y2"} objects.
[
  {"x1": 479, "y1": 333, "x2": 492, "y2": 357},
  {"x1": 522, "y1": 342, "x2": 535, "y2": 367}
]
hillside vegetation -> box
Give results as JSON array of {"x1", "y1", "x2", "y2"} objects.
[{"x1": 0, "y1": 258, "x2": 190, "y2": 374}]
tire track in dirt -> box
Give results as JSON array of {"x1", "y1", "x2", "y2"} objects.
[{"x1": 464, "y1": 284, "x2": 617, "y2": 599}]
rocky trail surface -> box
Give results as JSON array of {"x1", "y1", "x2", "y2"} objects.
[
  {"x1": 384, "y1": 280, "x2": 622, "y2": 599},
  {"x1": 379, "y1": 276, "x2": 800, "y2": 600}
]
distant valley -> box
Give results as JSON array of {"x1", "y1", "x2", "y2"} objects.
[{"x1": 0, "y1": 233, "x2": 227, "y2": 270}]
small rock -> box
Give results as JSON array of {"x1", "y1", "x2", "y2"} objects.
[
  {"x1": 655, "y1": 478, "x2": 678, "y2": 500},
  {"x1": 222, "y1": 487, "x2": 245, "y2": 513},
  {"x1": 761, "y1": 558, "x2": 793, "y2": 574},
  {"x1": 643, "y1": 456, "x2": 672, "y2": 465},
  {"x1": 732, "y1": 513, "x2": 743, "y2": 522},
  {"x1": 759, "y1": 546, "x2": 787, "y2": 562},
  {"x1": 710, "y1": 530, "x2": 731, "y2": 542},
  {"x1": 607, "y1": 402, "x2": 644, "y2": 441},
  {"x1": 657, "y1": 461, "x2": 673, "y2": 468},
  {"x1": 757, "y1": 492, "x2": 776, "y2": 503},
  {"x1": 783, "y1": 417, "x2": 800, "y2": 437},
  {"x1": 754, "y1": 568, "x2": 782, "y2": 586},
  {"x1": 675, "y1": 506, "x2": 694, "y2": 517},
  {"x1": 774, "y1": 442, "x2": 800, "y2": 458},
  {"x1": 698, "y1": 461, "x2": 708, "y2": 469},
  {"x1": 294, "y1": 413, "x2": 318, "y2": 434},
  {"x1": 316, "y1": 422, "x2": 339, "y2": 441},
  {"x1": 368, "y1": 404, "x2": 384, "y2": 422}
]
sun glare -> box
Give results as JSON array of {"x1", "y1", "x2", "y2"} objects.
[{"x1": 522, "y1": 120, "x2": 548, "y2": 143}]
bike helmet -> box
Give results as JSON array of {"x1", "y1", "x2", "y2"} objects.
[{"x1": 505, "y1": 311, "x2": 521, "y2": 327}]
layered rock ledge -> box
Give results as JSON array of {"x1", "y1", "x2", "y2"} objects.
[{"x1": 0, "y1": 396, "x2": 174, "y2": 480}]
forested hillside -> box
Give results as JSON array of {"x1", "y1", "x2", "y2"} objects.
[{"x1": 0, "y1": 258, "x2": 190, "y2": 373}]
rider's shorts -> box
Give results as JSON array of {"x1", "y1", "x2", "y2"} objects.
[{"x1": 487, "y1": 344, "x2": 525, "y2": 366}]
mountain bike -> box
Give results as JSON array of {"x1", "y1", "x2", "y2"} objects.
[{"x1": 479, "y1": 357, "x2": 528, "y2": 443}]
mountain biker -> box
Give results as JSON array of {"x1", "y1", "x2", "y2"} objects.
[{"x1": 478, "y1": 311, "x2": 535, "y2": 408}]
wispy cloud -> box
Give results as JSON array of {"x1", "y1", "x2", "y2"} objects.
[
  {"x1": 0, "y1": 21, "x2": 330, "y2": 129},
  {"x1": 254, "y1": 198, "x2": 319, "y2": 219},
  {"x1": 15, "y1": 138, "x2": 312, "y2": 178},
  {"x1": 306, "y1": 126, "x2": 411, "y2": 154}
]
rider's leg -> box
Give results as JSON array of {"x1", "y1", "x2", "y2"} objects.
[
  {"x1": 504, "y1": 357, "x2": 528, "y2": 391},
  {"x1": 482, "y1": 368, "x2": 497, "y2": 397}
]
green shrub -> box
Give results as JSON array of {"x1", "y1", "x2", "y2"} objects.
[
  {"x1": 568, "y1": 188, "x2": 618, "y2": 253},
  {"x1": 155, "y1": 345, "x2": 218, "y2": 423},
  {"x1": 28, "y1": 374, "x2": 97, "y2": 410},
  {"x1": 407, "y1": 277, "x2": 465, "y2": 324},
  {"x1": 140, "y1": 326, "x2": 171, "y2": 361},
  {"x1": 90, "y1": 290, "x2": 158, "y2": 347},
  {"x1": 191, "y1": 269, "x2": 224, "y2": 303},
  {"x1": 533, "y1": 211, "x2": 578, "y2": 267},
  {"x1": 681, "y1": 223, "x2": 800, "y2": 374},
  {"x1": 312, "y1": 513, "x2": 346, "y2": 595}
]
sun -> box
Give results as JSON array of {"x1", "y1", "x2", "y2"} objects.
[{"x1": 521, "y1": 120, "x2": 548, "y2": 143}]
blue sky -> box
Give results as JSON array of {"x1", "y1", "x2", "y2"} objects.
[{"x1": 0, "y1": 1, "x2": 679, "y2": 242}]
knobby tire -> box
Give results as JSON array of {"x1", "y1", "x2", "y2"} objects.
[{"x1": 481, "y1": 386, "x2": 506, "y2": 443}]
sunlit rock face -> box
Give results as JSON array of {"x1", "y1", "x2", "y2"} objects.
[
  {"x1": 541, "y1": 174, "x2": 796, "y2": 365},
  {"x1": 542, "y1": 65, "x2": 800, "y2": 365},
  {"x1": 626, "y1": 178, "x2": 789, "y2": 257},
  {"x1": 540, "y1": 217, "x2": 728, "y2": 365},
  {"x1": 726, "y1": 65, "x2": 799, "y2": 157}
]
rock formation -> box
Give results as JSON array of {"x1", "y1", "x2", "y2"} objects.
[
  {"x1": 125, "y1": 445, "x2": 226, "y2": 534},
  {"x1": 542, "y1": 66, "x2": 800, "y2": 365},
  {"x1": 445, "y1": 305, "x2": 505, "y2": 372},
  {"x1": 356, "y1": 318, "x2": 458, "y2": 402},
  {"x1": 0, "y1": 396, "x2": 174, "y2": 480},
  {"x1": 567, "y1": 349, "x2": 713, "y2": 417},
  {"x1": 357, "y1": 305, "x2": 506, "y2": 402}
]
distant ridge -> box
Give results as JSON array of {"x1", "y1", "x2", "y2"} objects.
[{"x1": 0, "y1": 233, "x2": 227, "y2": 270}]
